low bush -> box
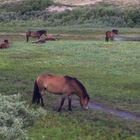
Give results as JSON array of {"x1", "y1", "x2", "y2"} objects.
[
  {"x1": 0, "y1": 94, "x2": 47, "y2": 140},
  {"x1": 0, "y1": 0, "x2": 53, "y2": 14}
]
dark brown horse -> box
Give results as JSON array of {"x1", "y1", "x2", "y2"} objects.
[
  {"x1": 0, "y1": 40, "x2": 9, "y2": 49},
  {"x1": 105, "y1": 29, "x2": 118, "y2": 42},
  {"x1": 26, "y1": 30, "x2": 47, "y2": 42},
  {"x1": 32, "y1": 72, "x2": 90, "y2": 112}
]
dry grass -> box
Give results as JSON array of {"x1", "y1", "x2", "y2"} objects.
[
  {"x1": 105, "y1": 0, "x2": 140, "y2": 6},
  {"x1": 0, "y1": 0, "x2": 140, "y2": 7},
  {"x1": 0, "y1": 0, "x2": 22, "y2": 2}
]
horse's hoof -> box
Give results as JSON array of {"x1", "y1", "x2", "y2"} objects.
[
  {"x1": 69, "y1": 109, "x2": 72, "y2": 111},
  {"x1": 58, "y1": 109, "x2": 61, "y2": 112}
]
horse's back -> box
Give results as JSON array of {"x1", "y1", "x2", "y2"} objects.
[
  {"x1": 37, "y1": 30, "x2": 47, "y2": 35},
  {"x1": 37, "y1": 73, "x2": 66, "y2": 93},
  {"x1": 37, "y1": 73, "x2": 79, "y2": 94}
]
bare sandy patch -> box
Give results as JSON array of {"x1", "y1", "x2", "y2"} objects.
[
  {"x1": 54, "y1": 0, "x2": 140, "y2": 6},
  {"x1": 47, "y1": 5, "x2": 73, "y2": 13}
]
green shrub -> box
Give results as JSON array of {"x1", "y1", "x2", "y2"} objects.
[
  {"x1": 0, "y1": 3, "x2": 140, "y2": 27},
  {"x1": 125, "y1": 8, "x2": 140, "y2": 25},
  {"x1": 0, "y1": 0, "x2": 53, "y2": 14},
  {"x1": 0, "y1": 94, "x2": 47, "y2": 140}
]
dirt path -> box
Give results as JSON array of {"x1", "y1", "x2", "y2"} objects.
[{"x1": 89, "y1": 101, "x2": 140, "y2": 123}]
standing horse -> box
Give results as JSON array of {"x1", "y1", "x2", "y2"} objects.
[
  {"x1": 0, "y1": 40, "x2": 9, "y2": 49},
  {"x1": 32, "y1": 72, "x2": 90, "y2": 112},
  {"x1": 105, "y1": 29, "x2": 118, "y2": 42},
  {"x1": 26, "y1": 30, "x2": 47, "y2": 42}
]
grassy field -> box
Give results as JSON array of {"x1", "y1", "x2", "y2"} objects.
[{"x1": 0, "y1": 29, "x2": 140, "y2": 139}]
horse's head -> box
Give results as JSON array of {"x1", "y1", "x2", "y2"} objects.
[
  {"x1": 4, "y1": 39, "x2": 9, "y2": 44},
  {"x1": 80, "y1": 95, "x2": 90, "y2": 110},
  {"x1": 112, "y1": 29, "x2": 118, "y2": 35}
]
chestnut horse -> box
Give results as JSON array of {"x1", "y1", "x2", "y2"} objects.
[
  {"x1": 32, "y1": 72, "x2": 90, "y2": 112},
  {"x1": 46, "y1": 35, "x2": 56, "y2": 41},
  {"x1": 26, "y1": 30, "x2": 47, "y2": 42},
  {"x1": 0, "y1": 40, "x2": 9, "y2": 49},
  {"x1": 105, "y1": 29, "x2": 118, "y2": 42}
]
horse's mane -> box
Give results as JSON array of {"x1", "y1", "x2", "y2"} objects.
[
  {"x1": 37, "y1": 30, "x2": 47, "y2": 34},
  {"x1": 65, "y1": 76, "x2": 89, "y2": 100}
]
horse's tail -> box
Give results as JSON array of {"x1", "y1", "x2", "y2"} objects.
[{"x1": 32, "y1": 80, "x2": 40, "y2": 103}]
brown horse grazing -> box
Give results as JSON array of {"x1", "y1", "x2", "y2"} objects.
[
  {"x1": 26, "y1": 30, "x2": 47, "y2": 42},
  {"x1": 105, "y1": 29, "x2": 118, "y2": 42},
  {"x1": 32, "y1": 72, "x2": 90, "y2": 112},
  {"x1": 0, "y1": 40, "x2": 9, "y2": 49}
]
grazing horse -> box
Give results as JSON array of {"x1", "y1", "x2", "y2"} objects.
[
  {"x1": 0, "y1": 40, "x2": 9, "y2": 49},
  {"x1": 32, "y1": 72, "x2": 90, "y2": 112},
  {"x1": 105, "y1": 29, "x2": 118, "y2": 42},
  {"x1": 26, "y1": 30, "x2": 47, "y2": 42}
]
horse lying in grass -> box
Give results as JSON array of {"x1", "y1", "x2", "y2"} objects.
[
  {"x1": 46, "y1": 35, "x2": 56, "y2": 41},
  {"x1": 33, "y1": 34, "x2": 56, "y2": 43},
  {"x1": 0, "y1": 40, "x2": 9, "y2": 49},
  {"x1": 26, "y1": 30, "x2": 47, "y2": 42},
  {"x1": 105, "y1": 29, "x2": 118, "y2": 42},
  {"x1": 32, "y1": 72, "x2": 90, "y2": 112}
]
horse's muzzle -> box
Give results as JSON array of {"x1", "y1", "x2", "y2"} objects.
[{"x1": 83, "y1": 106, "x2": 89, "y2": 110}]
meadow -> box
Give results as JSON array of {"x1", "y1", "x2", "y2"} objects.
[{"x1": 0, "y1": 28, "x2": 140, "y2": 139}]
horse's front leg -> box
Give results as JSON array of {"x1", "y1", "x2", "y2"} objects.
[
  {"x1": 58, "y1": 96, "x2": 66, "y2": 112},
  {"x1": 68, "y1": 96, "x2": 72, "y2": 111},
  {"x1": 38, "y1": 35, "x2": 41, "y2": 40}
]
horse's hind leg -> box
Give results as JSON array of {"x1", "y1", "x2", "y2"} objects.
[
  {"x1": 68, "y1": 96, "x2": 72, "y2": 111},
  {"x1": 37, "y1": 97, "x2": 40, "y2": 104},
  {"x1": 58, "y1": 96, "x2": 66, "y2": 112},
  {"x1": 40, "y1": 89, "x2": 45, "y2": 107},
  {"x1": 40, "y1": 97, "x2": 44, "y2": 107}
]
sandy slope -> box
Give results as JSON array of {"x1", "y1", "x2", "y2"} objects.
[
  {"x1": 54, "y1": 0, "x2": 140, "y2": 6},
  {"x1": 0, "y1": 0, "x2": 140, "y2": 7}
]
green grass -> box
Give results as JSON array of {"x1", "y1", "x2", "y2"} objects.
[
  {"x1": 0, "y1": 37, "x2": 140, "y2": 139},
  {"x1": 0, "y1": 21, "x2": 140, "y2": 34}
]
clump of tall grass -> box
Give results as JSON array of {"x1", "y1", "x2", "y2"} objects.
[{"x1": 0, "y1": 94, "x2": 47, "y2": 140}]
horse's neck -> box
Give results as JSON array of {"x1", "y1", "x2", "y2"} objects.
[{"x1": 73, "y1": 83, "x2": 86, "y2": 99}]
